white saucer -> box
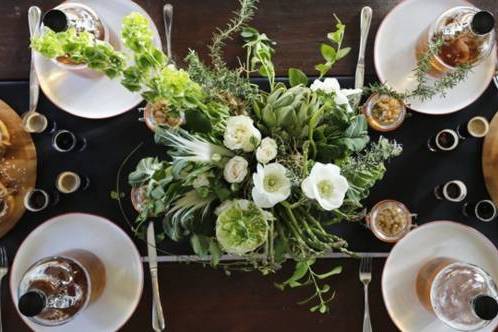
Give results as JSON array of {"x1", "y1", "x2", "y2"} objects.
[
  {"x1": 374, "y1": 0, "x2": 497, "y2": 115},
  {"x1": 10, "y1": 213, "x2": 143, "y2": 332},
  {"x1": 382, "y1": 221, "x2": 498, "y2": 332},
  {"x1": 34, "y1": 0, "x2": 162, "y2": 119}
]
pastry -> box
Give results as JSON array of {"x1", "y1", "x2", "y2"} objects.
[
  {"x1": 0, "y1": 120, "x2": 11, "y2": 158},
  {"x1": 0, "y1": 181, "x2": 14, "y2": 219}
]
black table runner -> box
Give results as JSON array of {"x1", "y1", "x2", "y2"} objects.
[{"x1": 1, "y1": 77, "x2": 497, "y2": 258}]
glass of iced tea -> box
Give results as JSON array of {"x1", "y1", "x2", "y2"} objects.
[
  {"x1": 17, "y1": 249, "x2": 106, "y2": 326},
  {"x1": 415, "y1": 7, "x2": 495, "y2": 77}
]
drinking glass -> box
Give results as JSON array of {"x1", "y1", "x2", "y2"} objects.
[
  {"x1": 427, "y1": 129, "x2": 459, "y2": 152},
  {"x1": 55, "y1": 171, "x2": 90, "y2": 194},
  {"x1": 52, "y1": 130, "x2": 87, "y2": 152},
  {"x1": 23, "y1": 189, "x2": 59, "y2": 212},
  {"x1": 21, "y1": 112, "x2": 56, "y2": 134},
  {"x1": 433, "y1": 180, "x2": 467, "y2": 202},
  {"x1": 457, "y1": 116, "x2": 490, "y2": 139},
  {"x1": 462, "y1": 200, "x2": 497, "y2": 222}
]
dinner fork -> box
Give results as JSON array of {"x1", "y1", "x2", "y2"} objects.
[
  {"x1": 0, "y1": 247, "x2": 8, "y2": 332},
  {"x1": 359, "y1": 256, "x2": 372, "y2": 332}
]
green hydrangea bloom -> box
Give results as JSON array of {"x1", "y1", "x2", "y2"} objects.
[{"x1": 215, "y1": 200, "x2": 270, "y2": 255}]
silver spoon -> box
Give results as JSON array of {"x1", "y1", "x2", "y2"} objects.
[
  {"x1": 28, "y1": 6, "x2": 42, "y2": 114},
  {"x1": 163, "y1": 4, "x2": 173, "y2": 61}
]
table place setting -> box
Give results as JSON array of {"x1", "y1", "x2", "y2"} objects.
[{"x1": 0, "y1": 0, "x2": 497, "y2": 331}]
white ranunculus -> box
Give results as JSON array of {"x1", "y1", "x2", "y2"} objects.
[
  {"x1": 192, "y1": 174, "x2": 210, "y2": 188},
  {"x1": 223, "y1": 115, "x2": 261, "y2": 152},
  {"x1": 301, "y1": 162, "x2": 349, "y2": 211},
  {"x1": 256, "y1": 137, "x2": 278, "y2": 164},
  {"x1": 252, "y1": 163, "x2": 291, "y2": 208},
  {"x1": 223, "y1": 156, "x2": 249, "y2": 183},
  {"x1": 310, "y1": 78, "x2": 362, "y2": 113}
]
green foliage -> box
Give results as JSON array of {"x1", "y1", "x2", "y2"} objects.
[
  {"x1": 242, "y1": 27, "x2": 277, "y2": 90},
  {"x1": 208, "y1": 0, "x2": 259, "y2": 69},
  {"x1": 288, "y1": 68, "x2": 309, "y2": 87},
  {"x1": 315, "y1": 15, "x2": 351, "y2": 78},
  {"x1": 276, "y1": 259, "x2": 342, "y2": 313}
]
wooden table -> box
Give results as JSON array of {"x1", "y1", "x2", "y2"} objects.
[{"x1": 0, "y1": 1, "x2": 496, "y2": 331}]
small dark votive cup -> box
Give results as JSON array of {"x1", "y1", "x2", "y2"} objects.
[
  {"x1": 462, "y1": 200, "x2": 497, "y2": 222},
  {"x1": 24, "y1": 189, "x2": 59, "y2": 212},
  {"x1": 427, "y1": 129, "x2": 459, "y2": 152},
  {"x1": 52, "y1": 130, "x2": 87, "y2": 152}
]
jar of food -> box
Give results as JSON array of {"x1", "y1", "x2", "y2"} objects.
[
  {"x1": 362, "y1": 94, "x2": 406, "y2": 132},
  {"x1": 366, "y1": 200, "x2": 414, "y2": 242}
]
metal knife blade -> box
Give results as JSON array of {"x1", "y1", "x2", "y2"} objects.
[
  {"x1": 147, "y1": 222, "x2": 165, "y2": 331},
  {"x1": 28, "y1": 6, "x2": 41, "y2": 114},
  {"x1": 352, "y1": 6, "x2": 373, "y2": 108}
]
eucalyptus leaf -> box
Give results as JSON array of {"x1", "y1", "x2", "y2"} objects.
[{"x1": 288, "y1": 68, "x2": 308, "y2": 87}]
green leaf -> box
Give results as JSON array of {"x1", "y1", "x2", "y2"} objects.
[
  {"x1": 208, "y1": 239, "x2": 222, "y2": 266},
  {"x1": 320, "y1": 44, "x2": 336, "y2": 62},
  {"x1": 183, "y1": 109, "x2": 212, "y2": 133},
  {"x1": 288, "y1": 68, "x2": 308, "y2": 87},
  {"x1": 327, "y1": 30, "x2": 343, "y2": 44},
  {"x1": 315, "y1": 266, "x2": 342, "y2": 280},
  {"x1": 314, "y1": 63, "x2": 331, "y2": 77},
  {"x1": 336, "y1": 47, "x2": 351, "y2": 60},
  {"x1": 191, "y1": 234, "x2": 210, "y2": 256}
]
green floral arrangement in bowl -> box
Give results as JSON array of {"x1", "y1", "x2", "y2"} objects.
[{"x1": 32, "y1": 0, "x2": 402, "y2": 313}]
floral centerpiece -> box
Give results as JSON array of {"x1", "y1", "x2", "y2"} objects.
[{"x1": 32, "y1": 0, "x2": 401, "y2": 313}]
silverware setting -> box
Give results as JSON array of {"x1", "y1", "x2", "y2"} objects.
[
  {"x1": 359, "y1": 256, "x2": 373, "y2": 332},
  {"x1": 353, "y1": 6, "x2": 373, "y2": 108},
  {"x1": 28, "y1": 6, "x2": 42, "y2": 115},
  {"x1": 163, "y1": 3, "x2": 174, "y2": 61},
  {"x1": 0, "y1": 247, "x2": 9, "y2": 332},
  {"x1": 148, "y1": 222, "x2": 166, "y2": 332}
]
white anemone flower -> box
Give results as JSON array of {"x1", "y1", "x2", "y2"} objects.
[
  {"x1": 301, "y1": 162, "x2": 349, "y2": 211},
  {"x1": 223, "y1": 115, "x2": 261, "y2": 152},
  {"x1": 309, "y1": 78, "x2": 362, "y2": 113},
  {"x1": 252, "y1": 163, "x2": 291, "y2": 208}
]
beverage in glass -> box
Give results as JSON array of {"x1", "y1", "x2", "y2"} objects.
[
  {"x1": 457, "y1": 116, "x2": 490, "y2": 139},
  {"x1": 415, "y1": 8, "x2": 495, "y2": 77},
  {"x1": 463, "y1": 200, "x2": 497, "y2": 222},
  {"x1": 21, "y1": 112, "x2": 56, "y2": 134},
  {"x1": 416, "y1": 257, "x2": 498, "y2": 330},
  {"x1": 52, "y1": 130, "x2": 86, "y2": 152},
  {"x1": 23, "y1": 189, "x2": 59, "y2": 212},
  {"x1": 17, "y1": 249, "x2": 106, "y2": 326},
  {"x1": 56, "y1": 171, "x2": 90, "y2": 194},
  {"x1": 427, "y1": 129, "x2": 459, "y2": 152},
  {"x1": 433, "y1": 180, "x2": 467, "y2": 202}
]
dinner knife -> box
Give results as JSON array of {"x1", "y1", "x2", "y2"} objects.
[
  {"x1": 147, "y1": 222, "x2": 166, "y2": 331},
  {"x1": 353, "y1": 6, "x2": 373, "y2": 107},
  {"x1": 28, "y1": 6, "x2": 42, "y2": 114}
]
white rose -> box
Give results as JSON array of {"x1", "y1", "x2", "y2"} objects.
[
  {"x1": 223, "y1": 156, "x2": 249, "y2": 183},
  {"x1": 251, "y1": 163, "x2": 291, "y2": 208},
  {"x1": 256, "y1": 137, "x2": 278, "y2": 164},
  {"x1": 223, "y1": 115, "x2": 261, "y2": 152},
  {"x1": 310, "y1": 78, "x2": 362, "y2": 113},
  {"x1": 301, "y1": 162, "x2": 349, "y2": 211},
  {"x1": 192, "y1": 174, "x2": 210, "y2": 188}
]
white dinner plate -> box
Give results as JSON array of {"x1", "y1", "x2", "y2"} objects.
[
  {"x1": 10, "y1": 213, "x2": 143, "y2": 332},
  {"x1": 382, "y1": 221, "x2": 498, "y2": 332},
  {"x1": 374, "y1": 0, "x2": 497, "y2": 115},
  {"x1": 34, "y1": 0, "x2": 162, "y2": 119}
]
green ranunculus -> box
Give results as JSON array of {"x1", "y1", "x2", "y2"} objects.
[{"x1": 215, "y1": 200, "x2": 270, "y2": 255}]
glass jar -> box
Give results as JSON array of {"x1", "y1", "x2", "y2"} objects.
[
  {"x1": 416, "y1": 257, "x2": 498, "y2": 331},
  {"x1": 17, "y1": 249, "x2": 106, "y2": 326},
  {"x1": 415, "y1": 7, "x2": 496, "y2": 77}
]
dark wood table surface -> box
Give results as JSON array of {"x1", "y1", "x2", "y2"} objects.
[{"x1": 1, "y1": 1, "x2": 497, "y2": 331}]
